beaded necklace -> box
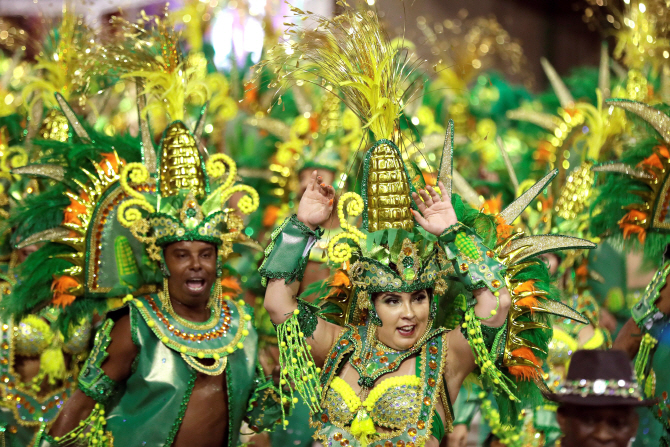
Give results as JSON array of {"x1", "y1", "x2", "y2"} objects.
[{"x1": 349, "y1": 320, "x2": 442, "y2": 390}]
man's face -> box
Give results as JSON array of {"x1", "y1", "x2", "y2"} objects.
[
  {"x1": 556, "y1": 404, "x2": 639, "y2": 447},
  {"x1": 163, "y1": 241, "x2": 218, "y2": 307}
]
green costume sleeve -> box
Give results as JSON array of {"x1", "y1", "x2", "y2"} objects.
[
  {"x1": 78, "y1": 319, "x2": 120, "y2": 404},
  {"x1": 632, "y1": 261, "x2": 670, "y2": 389},
  {"x1": 245, "y1": 364, "x2": 287, "y2": 433},
  {"x1": 453, "y1": 383, "x2": 484, "y2": 428},
  {"x1": 259, "y1": 215, "x2": 324, "y2": 286},
  {"x1": 438, "y1": 223, "x2": 506, "y2": 292}
]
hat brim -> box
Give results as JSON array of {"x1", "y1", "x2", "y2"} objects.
[{"x1": 545, "y1": 392, "x2": 657, "y2": 407}]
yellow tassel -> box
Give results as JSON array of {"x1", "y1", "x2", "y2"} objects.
[
  {"x1": 39, "y1": 345, "x2": 67, "y2": 384},
  {"x1": 350, "y1": 409, "x2": 377, "y2": 447}
]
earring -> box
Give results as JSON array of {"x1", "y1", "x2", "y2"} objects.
[
  {"x1": 160, "y1": 262, "x2": 170, "y2": 277},
  {"x1": 429, "y1": 298, "x2": 437, "y2": 321},
  {"x1": 369, "y1": 305, "x2": 382, "y2": 327},
  {"x1": 216, "y1": 258, "x2": 223, "y2": 278}
]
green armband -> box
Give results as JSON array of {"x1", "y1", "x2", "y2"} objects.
[
  {"x1": 632, "y1": 261, "x2": 670, "y2": 329},
  {"x1": 439, "y1": 223, "x2": 506, "y2": 292},
  {"x1": 78, "y1": 319, "x2": 119, "y2": 404},
  {"x1": 272, "y1": 298, "x2": 319, "y2": 338},
  {"x1": 453, "y1": 383, "x2": 485, "y2": 428},
  {"x1": 33, "y1": 425, "x2": 58, "y2": 447},
  {"x1": 246, "y1": 364, "x2": 287, "y2": 433},
  {"x1": 260, "y1": 215, "x2": 324, "y2": 286}
]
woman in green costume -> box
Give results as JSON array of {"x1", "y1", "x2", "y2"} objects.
[{"x1": 257, "y1": 6, "x2": 595, "y2": 447}]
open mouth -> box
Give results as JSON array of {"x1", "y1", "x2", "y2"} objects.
[
  {"x1": 185, "y1": 278, "x2": 207, "y2": 293},
  {"x1": 397, "y1": 325, "x2": 416, "y2": 337}
]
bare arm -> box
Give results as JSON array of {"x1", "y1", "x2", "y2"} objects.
[
  {"x1": 612, "y1": 317, "x2": 642, "y2": 359},
  {"x1": 444, "y1": 330, "x2": 476, "y2": 403},
  {"x1": 50, "y1": 314, "x2": 138, "y2": 437},
  {"x1": 614, "y1": 266, "x2": 670, "y2": 359},
  {"x1": 263, "y1": 170, "x2": 341, "y2": 366},
  {"x1": 411, "y1": 182, "x2": 511, "y2": 386}
]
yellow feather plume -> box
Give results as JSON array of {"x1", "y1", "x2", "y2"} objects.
[
  {"x1": 255, "y1": 2, "x2": 423, "y2": 141},
  {"x1": 22, "y1": 8, "x2": 92, "y2": 109},
  {"x1": 87, "y1": 9, "x2": 208, "y2": 122}
]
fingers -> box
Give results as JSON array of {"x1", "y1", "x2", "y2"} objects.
[
  {"x1": 418, "y1": 188, "x2": 434, "y2": 207},
  {"x1": 411, "y1": 191, "x2": 427, "y2": 213},
  {"x1": 438, "y1": 181, "x2": 451, "y2": 205},
  {"x1": 426, "y1": 184, "x2": 441, "y2": 203},
  {"x1": 411, "y1": 209, "x2": 429, "y2": 228},
  {"x1": 309, "y1": 170, "x2": 318, "y2": 191}
]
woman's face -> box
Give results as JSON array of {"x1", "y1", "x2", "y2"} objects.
[{"x1": 373, "y1": 290, "x2": 430, "y2": 351}]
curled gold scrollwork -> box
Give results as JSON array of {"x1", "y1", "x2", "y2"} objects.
[
  {"x1": 328, "y1": 192, "x2": 367, "y2": 263},
  {"x1": 1, "y1": 146, "x2": 28, "y2": 178},
  {"x1": 117, "y1": 163, "x2": 156, "y2": 228},
  {"x1": 221, "y1": 185, "x2": 260, "y2": 215},
  {"x1": 207, "y1": 153, "x2": 237, "y2": 196}
]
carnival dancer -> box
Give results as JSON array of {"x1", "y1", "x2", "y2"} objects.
[
  {"x1": 2, "y1": 11, "x2": 284, "y2": 447},
  {"x1": 257, "y1": 6, "x2": 595, "y2": 447},
  {"x1": 590, "y1": 98, "x2": 670, "y2": 446}
]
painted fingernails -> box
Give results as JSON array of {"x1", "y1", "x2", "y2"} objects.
[{"x1": 328, "y1": 199, "x2": 333, "y2": 206}]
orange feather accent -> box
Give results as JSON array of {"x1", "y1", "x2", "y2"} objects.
[
  {"x1": 220, "y1": 277, "x2": 242, "y2": 295},
  {"x1": 494, "y1": 215, "x2": 513, "y2": 244},
  {"x1": 514, "y1": 280, "x2": 540, "y2": 312},
  {"x1": 62, "y1": 196, "x2": 87, "y2": 226},
  {"x1": 51, "y1": 276, "x2": 79, "y2": 307},
  {"x1": 508, "y1": 347, "x2": 541, "y2": 381}
]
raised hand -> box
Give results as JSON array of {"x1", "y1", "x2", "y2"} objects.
[
  {"x1": 411, "y1": 181, "x2": 457, "y2": 236},
  {"x1": 297, "y1": 170, "x2": 335, "y2": 230}
]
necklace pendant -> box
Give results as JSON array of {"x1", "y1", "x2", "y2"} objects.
[{"x1": 358, "y1": 376, "x2": 374, "y2": 389}]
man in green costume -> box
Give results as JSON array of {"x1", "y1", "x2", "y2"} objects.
[{"x1": 7, "y1": 12, "x2": 284, "y2": 444}]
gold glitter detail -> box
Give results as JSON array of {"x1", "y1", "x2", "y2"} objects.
[
  {"x1": 16, "y1": 228, "x2": 72, "y2": 249},
  {"x1": 506, "y1": 109, "x2": 562, "y2": 132},
  {"x1": 598, "y1": 45, "x2": 610, "y2": 99},
  {"x1": 38, "y1": 109, "x2": 69, "y2": 142},
  {"x1": 181, "y1": 354, "x2": 227, "y2": 376},
  {"x1": 11, "y1": 164, "x2": 65, "y2": 182},
  {"x1": 496, "y1": 136, "x2": 519, "y2": 193},
  {"x1": 55, "y1": 93, "x2": 90, "y2": 142},
  {"x1": 499, "y1": 234, "x2": 596, "y2": 264},
  {"x1": 540, "y1": 58, "x2": 574, "y2": 108},
  {"x1": 592, "y1": 163, "x2": 654, "y2": 180},
  {"x1": 438, "y1": 120, "x2": 454, "y2": 195},
  {"x1": 498, "y1": 169, "x2": 557, "y2": 225},
  {"x1": 193, "y1": 102, "x2": 208, "y2": 147},
  {"x1": 159, "y1": 122, "x2": 206, "y2": 198},
  {"x1": 245, "y1": 116, "x2": 291, "y2": 141},
  {"x1": 367, "y1": 143, "x2": 413, "y2": 231},
  {"x1": 452, "y1": 170, "x2": 481, "y2": 207},
  {"x1": 556, "y1": 162, "x2": 594, "y2": 220},
  {"x1": 608, "y1": 99, "x2": 670, "y2": 144},
  {"x1": 137, "y1": 83, "x2": 157, "y2": 174}
]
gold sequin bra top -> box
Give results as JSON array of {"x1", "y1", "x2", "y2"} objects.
[
  {"x1": 325, "y1": 375, "x2": 422, "y2": 429},
  {"x1": 13, "y1": 316, "x2": 92, "y2": 357}
]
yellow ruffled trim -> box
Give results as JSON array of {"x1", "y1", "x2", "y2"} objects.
[
  {"x1": 330, "y1": 374, "x2": 422, "y2": 413},
  {"x1": 582, "y1": 327, "x2": 606, "y2": 350}
]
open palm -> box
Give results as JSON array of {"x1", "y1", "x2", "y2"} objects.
[
  {"x1": 297, "y1": 170, "x2": 335, "y2": 230},
  {"x1": 411, "y1": 182, "x2": 457, "y2": 236}
]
